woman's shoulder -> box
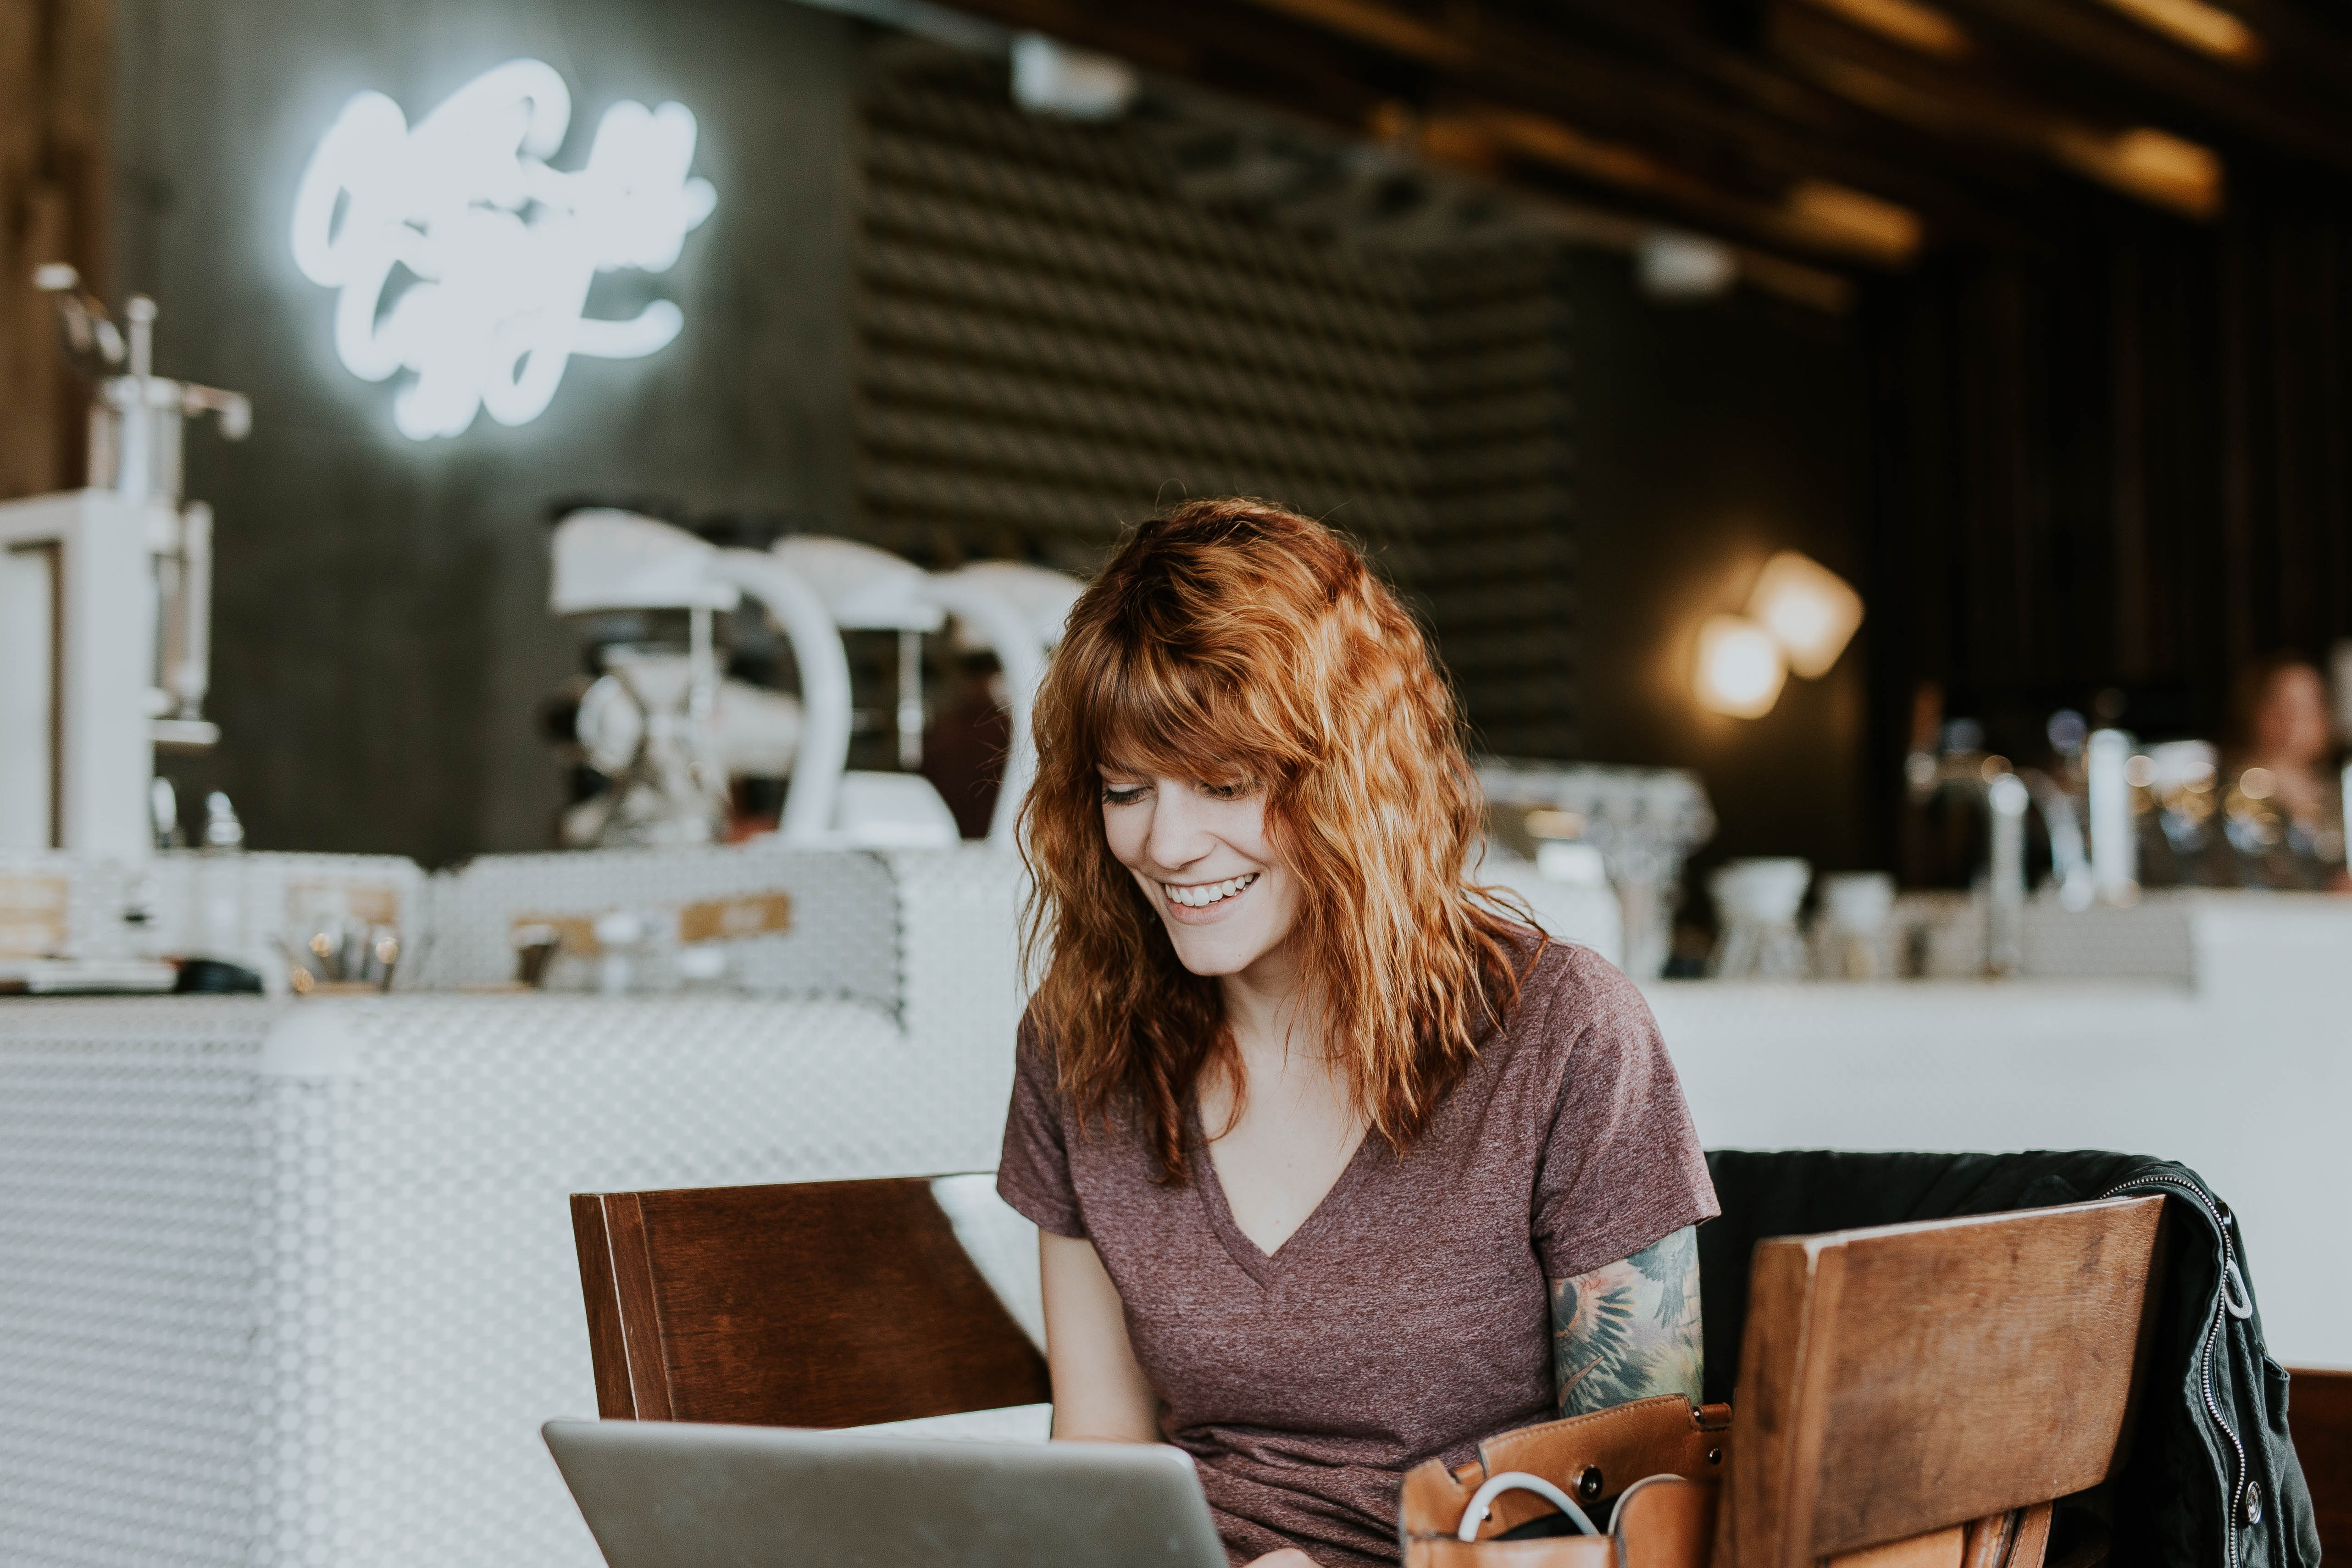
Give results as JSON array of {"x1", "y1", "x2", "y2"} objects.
[
  {"x1": 1498, "y1": 926, "x2": 1656, "y2": 1049},
  {"x1": 1010, "y1": 1004, "x2": 1067, "y2": 1102}
]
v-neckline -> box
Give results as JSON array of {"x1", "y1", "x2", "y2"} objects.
[{"x1": 1187, "y1": 1100, "x2": 1381, "y2": 1287}]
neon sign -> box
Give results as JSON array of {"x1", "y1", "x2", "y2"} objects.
[{"x1": 289, "y1": 59, "x2": 716, "y2": 440}]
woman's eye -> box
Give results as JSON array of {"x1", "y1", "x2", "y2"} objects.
[
  {"x1": 1201, "y1": 781, "x2": 1251, "y2": 801},
  {"x1": 1100, "y1": 784, "x2": 1148, "y2": 806}
]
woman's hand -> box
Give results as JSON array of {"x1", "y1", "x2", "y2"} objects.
[{"x1": 1245, "y1": 1551, "x2": 1320, "y2": 1568}]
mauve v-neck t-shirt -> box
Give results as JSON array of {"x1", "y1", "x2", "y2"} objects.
[{"x1": 995, "y1": 936, "x2": 1719, "y2": 1568}]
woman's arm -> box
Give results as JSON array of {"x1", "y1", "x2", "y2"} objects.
[
  {"x1": 1549, "y1": 1225, "x2": 1704, "y2": 1417},
  {"x1": 1039, "y1": 1231, "x2": 1315, "y2": 1568},
  {"x1": 1038, "y1": 1230, "x2": 1161, "y2": 1442}
]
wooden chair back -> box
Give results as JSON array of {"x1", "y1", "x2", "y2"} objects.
[
  {"x1": 1725, "y1": 1195, "x2": 2168, "y2": 1568},
  {"x1": 569, "y1": 1176, "x2": 1050, "y2": 1428}
]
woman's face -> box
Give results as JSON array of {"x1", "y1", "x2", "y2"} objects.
[
  {"x1": 1098, "y1": 765, "x2": 1301, "y2": 981},
  {"x1": 2253, "y1": 664, "x2": 2332, "y2": 768}
]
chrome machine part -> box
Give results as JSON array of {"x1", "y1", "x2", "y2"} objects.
[
  {"x1": 29, "y1": 267, "x2": 246, "y2": 776},
  {"x1": 562, "y1": 649, "x2": 729, "y2": 849},
  {"x1": 548, "y1": 513, "x2": 744, "y2": 849}
]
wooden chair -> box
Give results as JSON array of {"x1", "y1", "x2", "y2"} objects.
[
  {"x1": 568, "y1": 1176, "x2": 1049, "y2": 1427},
  {"x1": 1724, "y1": 1195, "x2": 2169, "y2": 1568},
  {"x1": 567, "y1": 1180, "x2": 2174, "y2": 1568}
]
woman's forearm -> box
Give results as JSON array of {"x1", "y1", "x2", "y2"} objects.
[{"x1": 1038, "y1": 1229, "x2": 1162, "y2": 1442}]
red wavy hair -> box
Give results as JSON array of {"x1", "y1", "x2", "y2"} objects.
[{"x1": 1019, "y1": 498, "x2": 1533, "y2": 1181}]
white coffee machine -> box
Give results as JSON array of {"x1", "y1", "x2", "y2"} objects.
[{"x1": 0, "y1": 269, "x2": 248, "y2": 860}]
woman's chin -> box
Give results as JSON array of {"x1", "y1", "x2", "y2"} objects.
[{"x1": 1160, "y1": 922, "x2": 1281, "y2": 979}]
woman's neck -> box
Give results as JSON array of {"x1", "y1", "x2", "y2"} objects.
[
  {"x1": 1212, "y1": 941, "x2": 1357, "y2": 1130},
  {"x1": 1217, "y1": 939, "x2": 1310, "y2": 1060},
  {"x1": 1202, "y1": 940, "x2": 1362, "y2": 1177}
]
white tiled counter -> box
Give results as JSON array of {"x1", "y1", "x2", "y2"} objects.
[
  {"x1": 0, "y1": 989, "x2": 1017, "y2": 1568},
  {"x1": 6, "y1": 857, "x2": 2334, "y2": 1568},
  {"x1": 1650, "y1": 892, "x2": 2352, "y2": 1368},
  {"x1": 0, "y1": 847, "x2": 1033, "y2": 1568}
]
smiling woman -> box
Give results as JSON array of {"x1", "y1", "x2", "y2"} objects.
[{"x1": 998, "y1": 499, "x2": 1718, "y2": 1568}]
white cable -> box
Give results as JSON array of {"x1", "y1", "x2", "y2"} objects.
[{"x1": 1456, "y1": 1472, "x2": 1599, "y2": 1541}]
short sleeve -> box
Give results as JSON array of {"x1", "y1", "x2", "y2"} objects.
[
  {"x1": 1529, "y1": 948, "x2": 1720, "y2": 1280},
  {"x1": 996, "y1": 1014, "x2": 1088, "y2": 1238}
]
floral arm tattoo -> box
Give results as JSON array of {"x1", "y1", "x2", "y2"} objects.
[{"x1": 1549, "y1": 1225, "x2": 1704, "y2": 1417}]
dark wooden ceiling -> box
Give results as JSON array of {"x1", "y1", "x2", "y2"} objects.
[{"x1": 925, "y1": 0, "x2": 2352, "y2": 287}]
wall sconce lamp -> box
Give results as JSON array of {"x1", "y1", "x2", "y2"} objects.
[
  {"x1": 1748, "y1": 550, "x2": 1864, "y2": 677},
  {"x1": 1693, "y1": 550, "x2": 1864, "y2": 718},
  {"x1": 1695, "y1": 614, "x2": 1788, "y2": 718}
]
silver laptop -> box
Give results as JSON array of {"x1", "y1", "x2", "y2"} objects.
[{"x1": 543, "y1": 1418, "x2": 1231, "y2": 1568}]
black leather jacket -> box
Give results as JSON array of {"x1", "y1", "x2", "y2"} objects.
[{"x1": 1698, "y1": 1149, "x2": 2319, "y2": 1568}]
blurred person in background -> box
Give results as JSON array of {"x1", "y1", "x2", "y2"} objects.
[
  {"x1": 922, "y1": 649, "x2": 1012, "y2": 841},
  {"x1": 2210, "y1": 653, "x2": 2348, "y2": 892}
]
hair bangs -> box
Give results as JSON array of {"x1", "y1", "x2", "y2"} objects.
[{"x1": 1079, "y1": 627, "x2": 1291, "y2": 791}]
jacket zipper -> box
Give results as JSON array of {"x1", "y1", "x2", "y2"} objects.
[{"x1": 2098, "y1": 1173, "x2": 2248, "y2": 1568}]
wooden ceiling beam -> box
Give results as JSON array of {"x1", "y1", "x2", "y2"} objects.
[
  {"x1": 1264, "y1": 0, "x2": 2012, "y2": 225},
  {"x1": 933, "y1": 0, "x2": 1924, "y2": 269},
  {"x1": 1238, "y1": 0, "x2": 1474, "y2": 67},
  {"x1": 1766, "y1": 8, "x2": 2154, "y2": 188},
  {"x1": 1415, "y1": 100, "x2": 1919, "y2": 265},
  {"x1": 915, "y1": 0, "x2": 2323, "y2": 267},
  {"x1": 1770, "y1": 9, "x2": 2231, "y2": 218},
  {"x1": 1481, "y1": 0, "x2": 2068, "y2": 242},
  {"x1": 1930, "y1": 0, "x2": 2352, "y2": 172}
]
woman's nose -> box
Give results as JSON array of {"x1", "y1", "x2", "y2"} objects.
[{"x1": 1143, "y1": 784, "x2": 1215, "y2": 869}]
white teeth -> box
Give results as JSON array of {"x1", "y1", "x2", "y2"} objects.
[{"x1": 1166, "y1": 873, "x2": 1257, "y2": 908}]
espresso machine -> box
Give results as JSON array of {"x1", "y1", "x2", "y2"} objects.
[{"x1": 0, "y1": 268, "x2": 249, "y2": 860}]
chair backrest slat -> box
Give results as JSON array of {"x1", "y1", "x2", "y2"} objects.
[
  {"x1": 570, "y1": 1176, "x2": 1050, "y2": 1429},
  {"x1": 1729, "y1": 1195, "x2": 2168, "y2": 1568}
]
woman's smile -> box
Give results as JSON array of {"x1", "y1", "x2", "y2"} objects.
[
  {"x1": 1096, "y1": 768, "x2": 1298, "y2": 976},
  {"x1": 1159, "y1": 870, "x2": 1262, "y2": 920}
]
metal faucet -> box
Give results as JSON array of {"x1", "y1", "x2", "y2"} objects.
[{"x1": 1913, "y1": 754, "x2": 2092, "y2": 975}]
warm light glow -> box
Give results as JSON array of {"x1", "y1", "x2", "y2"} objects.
[
  {"x1": 2093, "y1": 0, "x2": 2261, "y2": 63},
  {"x1": 1694, "y1": 614, "x2": 1788, "y2": 719},
  {"x1": 1800, "y1": 0, "x2": 1972, "y2": 59},
  {"x1": 1786, "y1": 180, "x2": 1923, "y2": 265},
  {"x1": 290, "y1": 59, "x2": 716, "y2": 441},
  {"x1": 1747, "y1": 550, "x2": 1864, "y2": 677},
  {"x1": 2051, "y1": 126, "x2": 2224, "y2": 220}
]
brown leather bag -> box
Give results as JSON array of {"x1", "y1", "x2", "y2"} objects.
[{"x1": 1398, "y1": 1395, "x2": 1732, "y2": 1568}]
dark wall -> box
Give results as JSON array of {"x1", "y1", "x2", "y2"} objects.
[
  {"x1": 846, "y1": 50, "x2": 1581, "y2": 758},
  {"x1": 1567, "y1": 251, "x2": 1874, "y2": 883},
  {"x1": 113, "y1": 0, "x2": 865, "y2": 863},
  {"x1": 1864, "y1": 177, "x2": 2352, "y2": 778}
]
